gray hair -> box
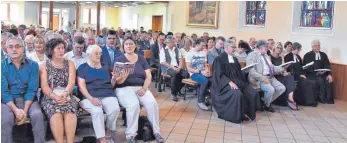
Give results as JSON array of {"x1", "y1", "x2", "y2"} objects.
[
  {"x1": 224, "y1": 39, "x2": 236, "y2": 47},
  {"x1": 311, "y1": 39, "x2": 320, "y2": 46},
  {"x1": 86, "y1": 44, "x2": 101, "y2": 55},
  {"x1": 165, "y1": 35, "x2": 174, "y2": 43},
  {"x1": 6, "y1": 37, "x2": 25, "y2": 48},
  {"x1": 255, "y1": 40, "x2": 269, "y2": 49},
  {"x1": 1, "y1": 32, "x2": 14, "y2": 40},
  {"x1": 292, "y1": 42, "x2": 302, "y2": 51},
  {"x1": 185, "y1": 37, "x2": 194, "y2": 45}
]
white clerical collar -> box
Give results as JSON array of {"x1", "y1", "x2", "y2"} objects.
[
  {"x1": 293, "y1": 54, "x2": 299, "y2": 63},
  {"x1": 315, "y1": 52, "x2": 321, "y2": 60},
  {"x1": 228, "y1": 54, "x2": 235, "y2": 63}
]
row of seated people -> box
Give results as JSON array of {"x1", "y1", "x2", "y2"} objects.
[
  {"x1": 154, "y1": 35, "x2": 334, "y2": 123},
  {"x1": 1, "y1": 34, "x2": 164, "y2": 143}
]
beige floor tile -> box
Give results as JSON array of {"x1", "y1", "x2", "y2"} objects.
[
  {"x1": 191, "y1": 123, "x2": 208, "y2": 130},
  {"x1": 306, "y1": 129, "x2": 325, "y2": 136},
  {"x1": 289, "y1": 127, "x2": 308, "y2": 135},
  {"x1": 208, "y1": 124, "x2": 224, "y2": 132},
  {"x1": 175, "y1": 122, "x2": 193, "y2": 128},
  {"x1": 224, "y1": 133, "x2": 241, "y2": 140},
  {"x1": 194, "y1": 118, "x2": 210, "y2": 124},
  {"x1": 161, "y1": 131, "x2": 171, "y2": 140},
  {"x1": 164, "y1": 115, "x2": 181, "y2": 121},
  {"x1": 179, "y1": 117, "x2": 195, "y2": 123},
  {"x1": 185, "y1": 135, "x2": 205, "y2": 143},
  {"x1": 206, "y1": 130, "x2": 224, "y2": 138},
  {"x1": 161, "y1": 125, "x2": 175, "y2": 132},
  {"x1": 160, "y1": 119, "x2": 177, "y2": 126},
  {"x1": 224, "y1": 139, "x2": 242, "y2": 143},
  {"x1": 292, "y1": 133, "x2": 312, "y2": 141},
  {"x1": 277, "y1": 138, "x2": 296, "y2": 143},
  {"x1": 242, "y1": 135, "x2": 260, "y2": 142},
  {"x1": 167, "y1": 133, "x2": 187, "y2": 141},
  {"x1": 242, "y1": 129, "x2": 259, "y2": 136},
  {"x1": 204, "y1": 137, "x2": 224, "y2": 143},
  {"x1": 188, "y1": 128, "x2": 207, "y2": 137},
  {"x1": 276, "y1": 132, "x2": 294, "y2": 139},
  {"x1": 309, "y1": 135, "x2": 330, "y2": 143},
  {"x1": 295, "y1": 140, "x2": 313, "y2": 143},
  {"x1": 322, "y1": 130, "x2": 343, "y2": 138},
  {"x1": 260, "y1": 137, "x2": 279, "y2": 143},
  {"x1": 165, "y1": 140, "x2": 185, "y2": 143},
  {"x1": 225, "y1": 127, "x2": 241, "y2": 133},
  {"x1": 327, "y1": 137, "x2": 347, "y2": 143},
  {"x1": 259, "y1": 130, "x2": 276, "y2": 137},
  {"x1": 172, "y1": 127, "x2": 190, "y2": 135}
]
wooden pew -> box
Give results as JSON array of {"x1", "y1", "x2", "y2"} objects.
[{"x1": 331, "y1": 62, "x2": 347, "y2": 101}]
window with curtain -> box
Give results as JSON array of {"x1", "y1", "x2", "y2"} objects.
[
  {"x1": 300, "y1": 1, "x2": 334, "y2": 28},
  {"x1": 245, "y1": 1, "x2": 267, "y2": 26},
  {"x1": 1, "y1": 4, "x2": 8, "y2": 20},
  {"x1": 83, "y1": 8, "x2": 105, "y2": 25}
]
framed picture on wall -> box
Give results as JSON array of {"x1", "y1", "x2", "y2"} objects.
[{"x1": 186, "y1": 1, "x2": 219, "y2": 29}]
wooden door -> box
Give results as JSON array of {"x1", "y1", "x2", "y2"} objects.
[
  {"x1": 52, "y1": 15, "x2": 59, "y2": 31},
  {"x1": 152, "y1": 15, "x2": 163, "y2": 32}
]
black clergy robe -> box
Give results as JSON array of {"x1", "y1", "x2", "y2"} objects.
[
  {"x1": 211, "y1": 53, "x2": 257, "y2": 123},
  {"x1": 285, "y1": 53, "x2": 317, "y2": 106},
  {"x1": 303, "y1": 51, "x2": 334, "y2": 104}
]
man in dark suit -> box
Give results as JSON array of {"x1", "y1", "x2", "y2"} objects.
[
  {"x1": 101, "y1": 30, "x2": 123, "y2": 72},
  {"x1": 137, "y1": 31, "x2": 151, "y2": 56},
  {"x1": 150, "y1": 32, "x2": 166, "y2": 92}
]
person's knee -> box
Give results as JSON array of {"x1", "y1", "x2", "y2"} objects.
[
  {"x1": 90, "y1": 108, "x2": 104, "y2": 116},
  {"x1": 125, "y1": 102, "x2": 140, "y2": 112},
  {"x1": 262, "y1": 85, "x2": 275, "y2": 95},
  {"x1": 29, "y1": 109, "x2": 44, "y2": 121},
  {"x1": 1, "y1": 113, "x2": 14, "y2": 127},
  {"x1": 278, "y1": 85, "x2": 286, "y2": 93}
]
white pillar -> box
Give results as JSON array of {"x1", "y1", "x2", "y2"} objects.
[{"x1": 164, "y1": 3, "x2": 169, "y2": 33}]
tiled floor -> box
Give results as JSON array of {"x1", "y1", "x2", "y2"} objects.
[{"x1": 47, "y1": 85, "x2": 347, "y2": 143}]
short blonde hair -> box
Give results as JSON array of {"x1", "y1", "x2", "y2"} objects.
[
  {"x1": 272, "y1": 42, "x2": 283, "y2": 53},
  {"x1": 86, "y1": 44, "x2": 101, "y2": 55}
]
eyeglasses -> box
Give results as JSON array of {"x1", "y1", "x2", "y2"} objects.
[{"x1": 7, "y1": 45, "x2": 24, "y2": 49}]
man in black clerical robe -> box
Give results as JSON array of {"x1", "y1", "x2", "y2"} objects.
[
  {"x1": 303, "y1": 40, "x2": 334, "y2": 104},
  {"x1": 211, "y1": 39, "x2": 257, "y2": 123}
]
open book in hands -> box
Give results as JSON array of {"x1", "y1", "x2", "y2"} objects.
[
  {"x1": 114, "y1": 62, "x2": 135, "y2": 74},
  {"x1": 302, "y1": 61, "x2": 314, "y2": 69},
  {"x1": 279, "y1": 61, "x2": 295, "y2": 68},
  {"x1": 241, "y1": 63, "x2": 258, "y2": 71}
]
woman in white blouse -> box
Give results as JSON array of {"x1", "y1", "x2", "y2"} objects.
[{"x1": 27, "y1": 35, "x2": 48, "y2": 65}]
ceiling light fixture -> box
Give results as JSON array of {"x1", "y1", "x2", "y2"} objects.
[{"x1": 144, "y1": 1, "x2": 152, "y2": 4}]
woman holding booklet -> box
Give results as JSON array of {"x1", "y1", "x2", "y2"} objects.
[
  {"x1": 113, "y1": 37, "x2": 164, "y2": 143},
  {"x1": 270, "y1": 42, "x2": 299, "y2": 110},
  {"x1": 285, "y1": 42, "x2": 317, "y2": 106}
]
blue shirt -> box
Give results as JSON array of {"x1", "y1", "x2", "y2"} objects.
[
  {"x1": 1, "y1": 57, "x2": 39, "y2": 103},
  {"x1": 77, "y1": 63, "x2": 116, "y2": 99}
]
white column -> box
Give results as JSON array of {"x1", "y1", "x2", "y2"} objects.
[{"x1": 164, "y1": 3, "x2": 169, "y2": 33}]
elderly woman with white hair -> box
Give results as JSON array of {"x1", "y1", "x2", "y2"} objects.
[{"x1": 77, "y1": 44, "x2": 120, "y2": 143}]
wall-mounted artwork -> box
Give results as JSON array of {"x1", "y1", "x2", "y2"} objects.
[
  {"x1": 186, "y1": 1, "x2": 219, "y2": 29},
  {"x1": 246, "y1": 1, "x2": 267, "y2": 26},
  {"x1": 300, "y1": 1, "x2": 334, "y2": 28}
]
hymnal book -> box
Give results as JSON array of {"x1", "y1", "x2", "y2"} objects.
[
  {"x1": 279, "y1": 61, "x2": 295, "y2": 67},
  {"x1": 314, "y1": 69, "x2": 331, "y2": 72},
  {"x1": 241, "y1": 63, "x2": 258, "y2": 71},
  {"x1": 114, "y1": 62, "x2": 135, "y2": 74},
  {"x1": 302, "y1": 61, "x2": 314, "y2": 69}
]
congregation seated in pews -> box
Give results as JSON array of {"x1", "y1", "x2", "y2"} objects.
[{"x1": 1, "y1": 24, "x2": 337, "y2": 143}]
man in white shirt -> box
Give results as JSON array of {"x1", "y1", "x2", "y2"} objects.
[
  {"x1": 24, "y1": 35, "x2": 35, "y2": 56},
  {"x1": 160, "y1": 35, "x2": 187, "y2": 101},
  {"x1": 64, "y1": 37, "x2": 88, "y2": 69}
]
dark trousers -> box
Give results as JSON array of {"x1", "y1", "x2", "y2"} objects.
[
  {"x1": 191, "y1": 73, "x2": 211, "y2": 103},
  {"x1": 167, "y1": 69, "x2": 189, "y2": 95},
  {"x1": 1, "y1": 98, "x2": 46, "y2": 143},
  {"x1": 307, "y1": 74, "x2": 334, "y2": 104}
]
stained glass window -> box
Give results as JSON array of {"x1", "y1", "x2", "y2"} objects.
[
  {"x1": 246, "y1": 1, "x2": 267, "y2": 26},
  {"x1": 300, "y1": 1, "x2": 334, "y2": 28}
]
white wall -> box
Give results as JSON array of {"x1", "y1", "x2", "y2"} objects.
[
  {"x1": 23, "y1": 1, "x2": 76, "y2": 26},
  {"x1": 118, "y1": 3, "x2": 168, "y2": 32},
  {"x1": 169, "y1": 1, "x2": 347, "y2": 64}
]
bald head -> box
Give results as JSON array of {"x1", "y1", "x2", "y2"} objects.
[{"x1": 25, "y1": 35, "x2": 35, "y2": 52}]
